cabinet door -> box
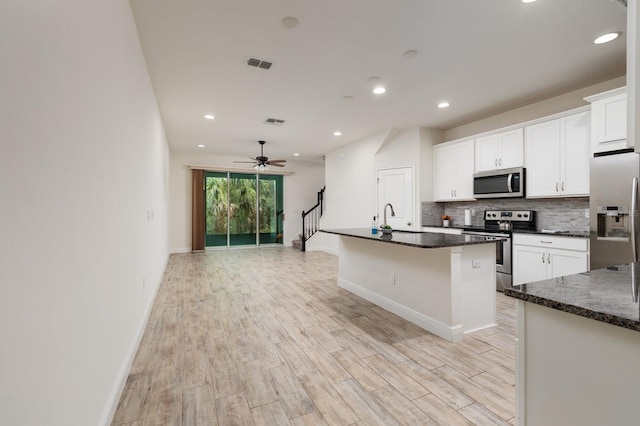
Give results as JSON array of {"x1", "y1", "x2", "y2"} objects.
[
  {"x1": 561, "y1": 111, "x2": 590, "y2": 196},
  {"x1": 525, "y1": 120, "x2": 561, "y2": 198},
  {"x1": 475, "y1": 134, "x2": 500, "y2": 172},
  {"x1": 434, "y1": 144, "x2": 456, "y2": 201},
  {"x1": 499, "y1": 128, "x2": 524, "y2": 169},
  {"x1": 454, "y1": 139, "x2": 476, "y2": 199},
  {"x1": 593, "y1": 94, "x2": 627, "y2": 144},
  {"x1": 548, "y1": 250, "x2": 588, "y2": 279},
  {"x1": 513, "y1": 245, "x2": 547, "y2": 285}
]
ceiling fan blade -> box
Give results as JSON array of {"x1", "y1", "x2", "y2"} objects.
[
  {"x1": 267, "y1": 159, "x2": 286, "y2": 163},
  {"x1": 233, "y1": 161, "x2": 258, "y2": 164},
  {"x1": 267, "y1": 162, "x2": 286, "y2": 167}
]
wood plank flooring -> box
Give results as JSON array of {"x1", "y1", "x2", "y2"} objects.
[{"x1": 112, "y1": 248, "x2": 516, "y2": 425}]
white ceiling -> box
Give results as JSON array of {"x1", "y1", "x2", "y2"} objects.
[{"x1": 130, "y1": 0, "x2": 627, "y2": 163}]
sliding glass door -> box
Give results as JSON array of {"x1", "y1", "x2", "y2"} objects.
[
  {"x1": 205, "y1": 172, "x2": 229, "y2": 247},
  {"x1": 258, "y1": 174, "x2": 283, "y2": 245},
  {"x1": 205, "y1": 171, "x2": 283, "y2": 248}
]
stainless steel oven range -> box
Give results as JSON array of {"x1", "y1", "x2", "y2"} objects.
[{"x1": 462, "y1": 210, "x2": 536, "y2": 292}]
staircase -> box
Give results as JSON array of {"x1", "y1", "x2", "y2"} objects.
[{"x1": 293, "y1": 186, "x2": 325, "y2": 251}]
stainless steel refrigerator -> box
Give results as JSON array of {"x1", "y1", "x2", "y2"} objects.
[{"x1": 590, "y1": 150, "x2": 640, "y2": 270}]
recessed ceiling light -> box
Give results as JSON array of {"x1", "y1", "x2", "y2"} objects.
[
  {"x1": 343, "y1": 95, "x2": 355, "y2": 100},
  {"x1": 373, "y1": 86, "x2": 386, "y2": 95},
  {"x1": 204, "y1": 114, "x2": 215, "y2": 120},
  {"x1": 438, "y1": 102, "x2": 450, "y2": 108},
  {"x1": 522, "y1": 0, "x2": 537, "y2": 3},
  {"x1": 293, "y1": 153, "x2": 300, "y2": 156},
  {"x1": 334, "y1": 131, "x2": 342, "y2": 136},
  {"x1": 594, "y1": 32, "x2": 621, "y2": 44},
  {"x1": 197, "y1": 144, "x2": 205, "y2": 148}
]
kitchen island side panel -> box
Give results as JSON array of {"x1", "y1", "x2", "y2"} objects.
[
  {"x1": 517, "y1": 301, "x2": 640, "y2": 426},
  {"x1": 337, "y1": 236, "x2": 496, "y2": 342}
]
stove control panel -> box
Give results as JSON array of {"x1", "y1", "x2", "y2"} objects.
[{"x1": 484, "y1": 210, "x2": 535, "y2": 223}]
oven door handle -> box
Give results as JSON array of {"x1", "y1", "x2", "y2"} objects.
[{"x1": 507, "y1": 173, "x2": 513, "y2": 193}]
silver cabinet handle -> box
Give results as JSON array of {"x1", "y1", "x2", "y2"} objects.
[
  {"x1": 495, "y1": 158, "x2": 498, "y2": 167},
  {"x1": 547, "y1": 253, "x2": 551, "y2": 263},
  {"x1": 407, "y1": 222, "x2": 411, "y2": 226},
  {"x1": 499, "y1": 158, "x2": 502, "y2": 167},
  {"x1": 555, "y1": 182, "x2": 559, "y2": 192},
  {"x1": 540, "y1": 240, "x2": 553, "y2": 244},
  {"x1": 542, "y1": 252, "x2": 545, "y2": 263},
  {"x1": 451, "y1": 190, "x2": 454, "y2": 197},
  {"x1": 561, "y1": 181, "x2": 565, "y2": 191}
]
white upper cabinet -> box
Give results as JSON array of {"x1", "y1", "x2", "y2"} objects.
[
  {"x1": 525, "y1": 111, "x2": 590, "y2": 198},
  {"x1": 434, "y1": 139, "x2": 475, "y2": 201},
  {"x1": 475, "y1": 128, "x2": 523, "y2": 172},
  {"x1": 584, "y1": 87, "x2": 628, "y2": 154}
]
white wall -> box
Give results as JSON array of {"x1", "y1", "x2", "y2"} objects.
[
  {"x1": 169, "y1": 151, "x2": 325, "y2": 252},
  {"x1": 0, "y1": 1, "x2": 169, "y2": 425},
  {"x1": 319, "y1": 127, "x2": 440, "y2": 253},
  {"x1": 444, "y1": 76, "x2": 626, "y2": 141}
]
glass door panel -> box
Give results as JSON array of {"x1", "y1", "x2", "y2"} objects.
[
  {"x1": 258, "y1": 175, "x2": 283, "y2": 245},
  {"x1": 205, "y1": 172, "x2": 229, "y2": 247},
  {"x1": 204, "y1": 172, "x2": 283, "y2": 248},
  {"x1": 229, "y1": 173, "x2": 257, "y2": 246}
]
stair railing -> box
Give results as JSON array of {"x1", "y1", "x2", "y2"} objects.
[{"x1": 301, "y1": 186, "x2": 325, "y2": 251}]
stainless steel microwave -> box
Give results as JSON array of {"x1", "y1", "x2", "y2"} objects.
[{"x1": 473, "y1": 167, "x2": 525, "y2": 198}]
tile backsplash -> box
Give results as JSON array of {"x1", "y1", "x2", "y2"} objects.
[{"x1": 422, "y1": 197, "x2": 590, "y2": 232}]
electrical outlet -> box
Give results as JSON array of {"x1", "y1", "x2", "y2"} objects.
[
  {"x1": 389, "y1": 272, "x2": 396, "y2": 285},
  {"x1": 472, "y1": 259, "x2": 481, "y2": 269}
]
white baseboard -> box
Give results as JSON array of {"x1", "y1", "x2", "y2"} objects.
[
  {"x1": 100, "y1": 257, "x2": 167, "y2": 425},
  {"x1": 170, "y1": 246, "x2": 191, "y2": 254},
  {"x1": 338, "y1": 277, "x2": 463, "y2": 342}
]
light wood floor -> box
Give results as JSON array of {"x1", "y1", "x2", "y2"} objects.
[{"x1": 112, "y1": 247, "x2": 516, "y2": 426}]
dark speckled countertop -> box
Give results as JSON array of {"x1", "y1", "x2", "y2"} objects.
[
  {"x1": 512, "y1": 229, "x2": 589, "y2": 238},
  {"x1": 504, "y1": 263, "x2": 640, "y2": 332},
  {"x1": 321, "y1": 228, "x2": 502, "y2": 249},
  {"x1": 422, "y1": 224, "x2": 589, "y2": 238}
]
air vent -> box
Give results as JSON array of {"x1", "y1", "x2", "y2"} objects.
[
  {"x1": 247, "y1": 57, "x2": 273, "y2": 70},
  {"x1": 264, "y1": 118, "x2": 285, "y2": 126}
]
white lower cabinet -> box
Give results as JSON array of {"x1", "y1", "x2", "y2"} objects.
[{"x1": 513, "y1": 234, "x2": 588, "y2": 285}]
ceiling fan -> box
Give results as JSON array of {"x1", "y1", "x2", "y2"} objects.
[{"x1": 234, "y1": 140, "x2": 286, "y2": 170}]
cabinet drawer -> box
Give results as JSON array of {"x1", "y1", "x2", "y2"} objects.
[{"x1": 513, "y1": 234, "x2": 588, "y2": 252}]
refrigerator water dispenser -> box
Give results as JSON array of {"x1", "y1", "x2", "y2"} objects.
[{"x1": 596, "y1": 205, "x2": 630, "y2": 240}]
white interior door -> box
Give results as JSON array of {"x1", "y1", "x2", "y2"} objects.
[{"x1": 377, "y1": 167, "x2": 414, "y2": 230}]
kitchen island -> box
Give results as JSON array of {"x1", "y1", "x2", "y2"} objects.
[
  {"x1": 504, "y1": 265, "x2": 640, "y2": 426},
  {"x1": 321, "y1": 228, "x2": 499, "y2": 342}
]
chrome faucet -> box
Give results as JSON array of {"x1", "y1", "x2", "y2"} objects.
[{"x1": 383, "y1": 203, "x2": 395, "y2": 227}]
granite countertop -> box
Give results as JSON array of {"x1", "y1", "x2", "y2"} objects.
[
  {"x1": 422, "y1": 224, "x2": 589, "y2": 239},
  {"x1": 321, "y1": 228, "x2": 502, "y2": 249},
  {"x1": 504, "y1": 263, "x2": 640, "y2": 332},
  {"x1": 512, "y1": 229, "x2": 590, "y2": 238}
]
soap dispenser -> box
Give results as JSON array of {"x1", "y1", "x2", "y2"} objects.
[{"x1": 371, "y1": 216, "x2": 378, "y2": 234}]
